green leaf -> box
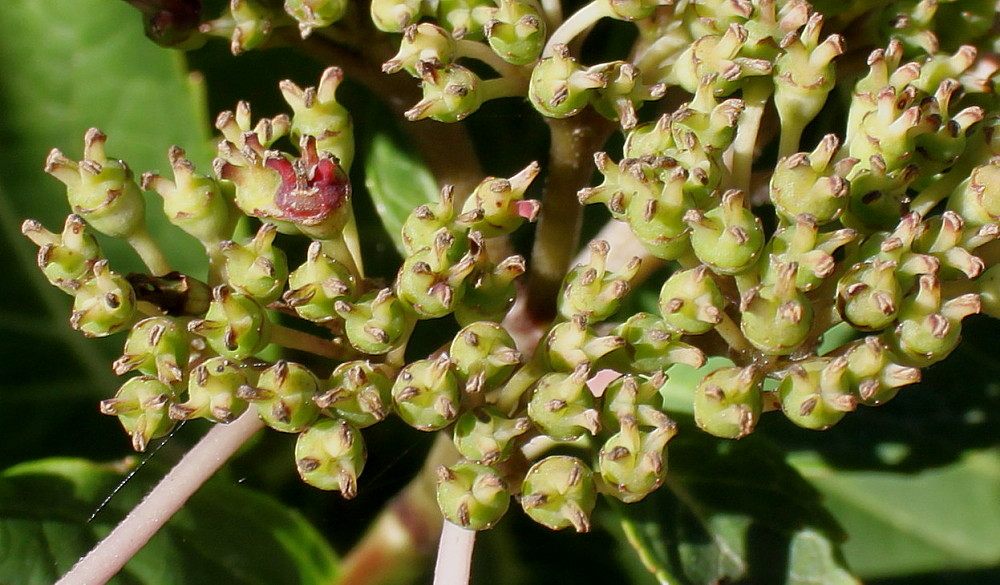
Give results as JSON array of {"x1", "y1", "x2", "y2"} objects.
[
  {"x1": 361, "y1": 104, "x2": 439, "y2": 255},
  {"x1": 0, "y1": 0, "x2": 213, "y2": 466},
  {"x1": 791, "y1": 449, "x2": 1000, "y2": 579},
  {"x1": 0, "y1": 457, "x2": 339, "y2": 585},
  {"x1": 603, "y1": 431, "x2": 859, "y2": 585}
]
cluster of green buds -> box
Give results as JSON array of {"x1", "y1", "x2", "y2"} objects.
[{"x1": 35, "y1": 0, "x2": 1000, "y2": 540}]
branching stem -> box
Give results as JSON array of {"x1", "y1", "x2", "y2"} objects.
[
  {"x1": 127, "y1": 228, "x2": 172, "y2": 276},
  {"x1": 543, "y1": 0, "x2": 609, "y2": 57}
]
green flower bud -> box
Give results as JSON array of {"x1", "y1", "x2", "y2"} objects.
[
  {"x1": 836, "y1": 260, "x2": 901, "y2": 331},
  {"x1": 315, "y1": 361, "x2": 393, "y2": 428},
  {"x1": 335, "y1": 289, "x2": 408, "y2": 355},
  {"x1": 778, "y1": 357, "x2": 856, "y2": 430},
  {"x1": 740, "y1": 260, "x2": 813, "y2": 355},
  {"x1": 886, "y1": 274, "x2": 981, "y2": 366},
  {"x1": 578, "y1": 153, "x2": 663, "y2": 221},
  {"x1": 215, "y1": 100, "x2": 291, "y2": 152},
  {"x1": 112, "y1": 316, "x2": 190, "y2": 383},
  {"x1": 458, "y1": 162, "x2": 542, "y2": 237},
  {"x1": 396, "y1": 232, "x2": 477, "y2": 319},
  {"x1": 529, "y1": 44, "x2": 606, "y2": 118},
  {"x1": 670, "y1": 24, "x2": 773, "y2": 96},
  {"x1": 70, "y1": 261, "x2": 137, "y2": 338},
  {"x1": 544, "y1": 315, "x2": 626, "y2": 371},
  {"x1": 685, "y1": 190, "x2": 764, "y2": 275},
  {"x1": 947, "y1": 159, "x2": 1000, "y2": 227},
  {"x1": 842, "y1": 336, "x2": 922, "y2": 406},
  {"x1": 392, "y1": 354, "x2": 461, "y2": 431},
  {"x1": 693, "y1": 365, "x2": 762, "y2": 439},
  {"x1": 171, "y1": 356, "x2": 250, "y2": 423},
  {"x1": 383, "y1": 23, "x2": 457, "y2": 76},
  {"x1": 453, "y1": 406, "x2": 530, "y2": 464},
  {"x1": 588, "y1": 61, "x2": 666, "y2": 129},
  {"x1": 622, "y1": 118, "x2": 723, "y2": 205},
  {"x1": 559, "y1": 240, "x2": 640, "y2": 321},
  {"x1": 599, "y1": 0, "x2": 657, "y2": 21},
  {"x1": 527, "y1": 364, "x2": 601, "y2": 441},
  {"x1": 405, "y1": 62, "x2": 483, "y2": 123},
  {"x1": 45, "y1": 128, "x2": 146, "y2": 240},
  {"x1": 770, "y1": 135, "x2": 855, "y2": 224},
  {"x1": 608, "y1": 313, "x2": 706, "y2": 374},
  {"x1": 454, "y1": 254, "x2": 526, "y2": 325},
  {"x1": 520, "y1": 455, "x2": 597, "y2": 532},
  {"x1": 370, "y1": 0, "x2": 424, "y2": 32},
  {"x1": 623, "y1": 165, "x2": 694, "y2": 260},
  {"x1": 436, "y1": 0, "x2": 494, "y2": 39},
  {"x1": 599, "y1": 414, "x2": 677, "y2": 503},
  {"x1": 127, "y1": 271, "x2": 212, "y2": 317},
  {"x1": 401, "y1": 185, "x2": 463, "y2": 256},
  {"x1": 142, "y1": 146, "x2": 237, "y2": 248},
  {"x1": 436, "y1": 462, "x2": 511, "y2": 530},
  {"x1": 280, "y1": 67, "x2": 354, "y2": 166},
  {"x1": 450, "y1": 322, "x2": 521, "y2": 393},
  {"x1": 601, "y1": 373, "x2": 673, "y2": 431},
  {"x1": 100, "y1": 376, "x2": 176, "y2": 452},
  {"x1": 238, "y1": 360, "x2": 321, "y2": 432},
  {"x1": 285, "y1": 0, "x2": 348, "y2": 37},
  {"x1": 657, "y1": 266, "x2": 724, "y2": 335},
  {"x1": 760, "y1": 215, "x2": 856, "y2": 292},
  {"x1": 21, "y1": 215, "x2": 102, "y2": 293},
  {"x1": 841, "y1": 155, "x2": 919, "y2": 232},
  {"x1": 188, "y1": 285, "x2": 272, "y2": 360},
  {"x1": 284, "y1": 241, "x2": 356, "y2": 322},
  {"x1": 912, "y1": 212, "x2": 985, "y2": 279},
  {"x1": 220, "y1": 222, "x2": 288, "y2": 303},
  {"x1": 202, "y1": 0, "x2": 279, "y2": 55},
  {"x1": 773, "y1": 16, "x2": 844, "y2": 141},
  {"x1": 670, "y1": 75, "x2": 744, "y2": 152},
  {"x1": 484, "y1": 0, "x2": 545, "y2": 65},
  {"x1": 296, "y1": 417, "x2": 366, "y2": 498}
]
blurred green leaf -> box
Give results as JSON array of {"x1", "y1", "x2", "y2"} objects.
[
  {"x1": 0, "y1": 457, "x2": 338, "y2": 585},
  {"x1": 361, "y1": 105, "x2": 439, "y2": 255},
  {"x1": 791, "y1": 449, "x2": 1000, "y2": 580},
  {"x1": 605, "y1": 431, "x2": 858, "y2": 585},
  {"x1": 0, "y1": 0, "x2": 213, "y2": 467}
]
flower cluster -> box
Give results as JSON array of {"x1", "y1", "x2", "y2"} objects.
[{"x1": 26, "y1": 0, "x2": 1000, "y2": 535}]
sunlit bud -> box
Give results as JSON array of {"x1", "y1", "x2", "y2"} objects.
[
  {"x1": 396, "y1": 232, "x2": 478, "y2": 319},
  {"x1": 588, "y1": 61, "x2": 666, "y2": 129},
  {"x1": 238, "y1": 360, "x2": 321, "y2": 432},
  {"x1": 559, "y1": 240, "x2": 640, "y2": 320},
  {"x1": 484, "y1": 0, "x2": 545, "y2": 65},
  {"x1": 545, "y1": 315, "x2": 626, "y2": 371},
  {"x1": 453, "y1": 406, "x2": 530, "y2": 464},
  {"x1": 685, "y1": 190, "x2": 764, "y2": 275},
  {"x1": 778, "y1": 357, "x2": 856, "y2": 430},
  {"x1": 454, "y1": 254, "x2": 526, "y2": 325},
  {"x1": 187, "y1": 285, "x2": 271, "y2": 360},
  {"x1": 199, "y1": 0, "x2": 280, "y2": 55},
  {"x1": 599, "y1": 414, "x2": 677, "y2": 503},
  {"x1": 842, "y1": 156, "x2": 920, "y2": 232},
  {"x1": 761, "y1": 215, "x2": 856, "y2": 291},
  {"x1": 405, "y1": 62, "x2": 483, "y2": 123},
  {"x1": 315, "y1": 361, "x2": 393, "y2": 428},
  {"x1": 528, "y1": 364, "x2": 600, "y2": 441},
  {"x1": 529, "y1": 44, "x2": 607, "y2": 118},
  {"x1": 370, "y1": 0, "x2": 424, "y2": 31},
  {"x1": 601, "y1": 373, "x2": 674, "y2": 431},
  {"x1": 886, "y1": 274, "x2": 980, "y2": 366},
  {"x1": 112, "y1": 317, "x2": 190, "y2": 383},
  {"x1": 436, "y1": 462, "x2": 510, "y2": 530},
  {"x1": 436, "y1": 0, "x2": 495, "y2": 39},
  {"x1": 142, "y1": 146, "x2": 237, "y2": 247},
  {"x1": 740, "y1": 260, "x2": 813, "y2": 355},
  {"x1": 401, "y1": 185, "x2": 462, "y2": 256},
  {"x1": 694, "y1": 365, "x2": 762, "y2": 439},
  {"x1": 624, "y1": 165, "x2": 693, "y2": 260},
  {"x1": 100, "y1": 376, "x2": 176, "y2": 452},
  {"x1": 296, "y1": 418, "x2": 366, "y2": 498},
  {"x1": 609, "y1": 313, "x2": 705, "y2": 374},
  {"x1": 658, "y1": 266, "x2": 725, "y2": 335},
  {"x1": 770, "y1": 135, "x2": 854, "y2": 224},
  {"x1": 21, "y1": 215, "x2": 102, "y2": 293},
  {"x1": 842, "y1": 336, "x2": 922, "y2": 406},
  {"x1": 284, "y1": 241, "x2": 356, "y2": 322},
  {"x1": 45, "y1": 128, "x2": 146, "y2": 240},
  {"x1": 220, "y1": 222, "x2": 289, "y2": 304},
  {"x1": 670, "y1": 23, "x2": 773, "y2": 96},
  {"x1": 392, "y1": 354, "x2": 461, "y2": 431},
  {"x1": 458, "y1": 162, "x2": 542, "y2": 237},
  {"x1": 335, "y1": 289, "x2": 408, "y2": 355},
  {"x1": 837, "y1": 260, "x2": 901, "y2": 331},
  {"x1": 450, "y1": 322, "x2": 521, "y2": 393},
  {"x1": 383, "y1": 23, "x2": 456, "y2": 76},
  {"x1": 520, "y1": 455, "x2": 597, "y2": 532},
  {"x1": 948, "y1": 159, "x2": 1000, "y2": 227},
  {"x1": 670, "y1": 75, "x2": 744, "y2": 152},
  {"x1": 70, "y1": 261, "x2": 137, "y2": 338},
  {"x1": 280, "y1": 67, "x2": 355, "y2": 166},
  {"x1": 284, "y1": 0, "x2": 348, "y2": 37},
  {"x1": 171, "y1": 356, "x2": 250, "y2": 423},
  {"x1": 773, "y1": 16, "x2": 844, "y2": 141},
  {"x1": 911, "y1": 211, "x2": 985, "y2": 279}
]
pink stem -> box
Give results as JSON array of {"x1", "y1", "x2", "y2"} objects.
[{"x1": 433, "y1": 520, "x2": 477, "y2": 585}]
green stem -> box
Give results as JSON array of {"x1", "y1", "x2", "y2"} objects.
[
  {"x1": 127, "y1": 228, "x2": 172, "y2": 276},
  {"x1": 729, "y1": 79, "x2": 772, "y2": 194},
  {"x1": 524, "y1": 113, "x2": 615, "y2": 322},
  {"x1": 270, "y1": 323, "x2": 355, "y2": 360},
  {"x1": 456, "y1": 39, "x2": 528, "y2": 81},
  {"x1": 542, "y1": 0, "x2": 608, "y2": 57}
]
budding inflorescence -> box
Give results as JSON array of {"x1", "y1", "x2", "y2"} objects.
[{"x1": 29, "y1": 0, "x2": 1000, "y2": 541}]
